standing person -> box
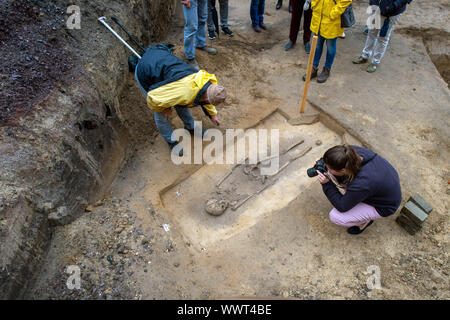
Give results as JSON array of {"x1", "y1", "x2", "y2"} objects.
[
  {"x1": 182, "y1": 0, "x2": 218, "y2": 71},
  {"x1": 207, "y1": 0, "x2": 233, "y2": 39},
  {"x1": 352, "y1": 0, "x2": 413, "y2": 72},
  {"x1": 303, "y1": 0, "x2": 352, "y2": 83},
  {"x1": 285, "y1": 0, "x2": 313, "y2": 53},
  {"x1": 315, "y1": 145, "x2": 402, "y2": 235},
  {"x1": 250, "y1": 0, "x2": 267, "y2": 33},
  {"x1": 135, "y1": 44, "x2": 227, "y2": 156}
]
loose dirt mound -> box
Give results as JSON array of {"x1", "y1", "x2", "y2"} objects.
[{"x1": 0, "y1": 0, "x2": 74, "y2": 125}]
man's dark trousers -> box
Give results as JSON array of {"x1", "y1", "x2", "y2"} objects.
[{"x1": 289, "y1": 0, "x2": 312, "y2": 44}]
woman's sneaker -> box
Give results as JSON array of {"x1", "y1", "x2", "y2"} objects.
[
  {"x1": 222, "y1": 27, "x2": 233, "y2": 37},
  {"x1": 208, "y1": 30, "x2": 216, "y2": 40}
]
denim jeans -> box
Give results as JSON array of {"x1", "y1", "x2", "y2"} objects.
[
  {"x1": 183, "y1": 0, "x2": 208, "y2": 60},
  {"x1": 250, "y1": 0, "x2": 265, "y2": 26},
  {"x1": 362, "y1": 13, "x2": 402, "y2": 65},
  {"x1": 207, "y1": 0, "x2": 229, "y2": 31},
  {"x1": 313, "y1": 34, "x2": 337, "y2": 69},
  {"x1": 135, "y1": 66, "x2": 195, "y2": 144}
]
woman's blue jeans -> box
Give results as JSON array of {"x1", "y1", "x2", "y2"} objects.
[
  {"x1": 313, "y1": 34, "x2": 337, "y2": 69},
  {"x1": 135, "y1": 66, "x2": 195, "y2": 144}
]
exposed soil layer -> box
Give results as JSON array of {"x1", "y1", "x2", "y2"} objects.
[{"x1": 0, "y1": 0, "x2": 74, "y2": 125}]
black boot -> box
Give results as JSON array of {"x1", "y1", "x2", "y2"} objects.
[
  {"x1": 302, "y1": 66, "x2": 318, "y2": 81},
  {"x1": 289, "y1": 2, "x2": 292, "y2": 12},
  {"x1": 317, "y1": 67, "x2": 331, "y2": 83},
  {"x1": 276, "y1": 0, "x2": 282, "y2": 10}
]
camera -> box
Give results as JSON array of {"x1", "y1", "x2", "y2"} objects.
[{"x1": 307, "y1": 158, "x2": 327, "y2": 177}]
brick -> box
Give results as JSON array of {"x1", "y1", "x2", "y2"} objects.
[
  {"x1": 396, "y1": 216, "x2": 419, "y2": 235},
  {"x1": 401, "y1": 201, "x2": 428, "y2": 226},
  {"x1": 408, "y1": 194, "x2": 433, "y2": 215},
  {"x1": 397, "y1": 212, "x2": 424, "y2": 229}
]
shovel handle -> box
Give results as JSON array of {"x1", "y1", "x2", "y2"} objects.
[
  {"x1": 300, "y1": 35, "x2": 318, "y2": 113},
  {"x1": 98, "y1": 17, "x2": 142, "y2": 59}
]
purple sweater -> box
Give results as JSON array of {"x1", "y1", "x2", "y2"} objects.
[{"x1": 322, "y1": 146, "x2": 402, "y2": 217}]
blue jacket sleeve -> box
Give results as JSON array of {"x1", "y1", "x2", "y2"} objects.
[{"x1": 322, "y1": 181, "x2": 372, "y2": 212}]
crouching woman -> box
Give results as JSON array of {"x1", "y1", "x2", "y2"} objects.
[{"x1": 316, "y1": 145, "x2": 402, "y2": 234}]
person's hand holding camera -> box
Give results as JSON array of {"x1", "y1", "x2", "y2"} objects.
[{"x1": 317, "y1": 171, "x2": 330, "y2": 184}]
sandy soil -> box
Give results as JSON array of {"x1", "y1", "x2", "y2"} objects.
[{"x1": 28, "y1": 0, "x2": 449, "y2": 300}]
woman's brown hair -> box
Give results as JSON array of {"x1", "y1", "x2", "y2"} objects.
[{"x1": 323, "y1": 144, "x2": 362, "y2": 181}]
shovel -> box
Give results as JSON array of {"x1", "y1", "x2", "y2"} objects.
[
  {"x1": 98, "y1": 17, "x2": 143, "y2": 72},
  {"x1": 288, "y1": 35, "x2": 320, "y2": 126}
]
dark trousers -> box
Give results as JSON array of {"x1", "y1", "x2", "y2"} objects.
[{"x1": 289, "y1": 0, "x2": 312, "y2": 44}]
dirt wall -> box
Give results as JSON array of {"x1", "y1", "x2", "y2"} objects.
[{"x1": 0, "y1": 0, "x2": 177, "y2": 299}]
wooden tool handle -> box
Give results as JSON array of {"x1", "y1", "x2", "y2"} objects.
[{"x1": 300, "y1": 35, "x2": 318, "y2": 113}]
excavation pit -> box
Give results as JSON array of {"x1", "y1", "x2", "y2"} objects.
[{"x1": 161, "y1": 111, "x2": 356, "y2": 249}]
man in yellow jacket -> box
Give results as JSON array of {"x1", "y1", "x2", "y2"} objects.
[
  {"x1": 135, "y1": 44, "x2": 227, "y2": 155},
  {"x1": 303, "y1": 0, "x2": 352, "y2": 83}
]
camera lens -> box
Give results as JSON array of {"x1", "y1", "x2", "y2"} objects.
[{"x1": 307, "y1": 167, "x2": 318, "y2": 177}]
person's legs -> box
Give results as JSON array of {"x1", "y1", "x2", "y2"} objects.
[
  {"x1": 372, "y1": 13, "x2": 401, "y2": 65},
  {"x1": 289, "y1": 0, "x2": 302, "y2": 44},
  {"x1": 258, "y1": 0, "x2": 265, "y2": 25},
  {"x1": 250, "y1": 0, "x2": 259, "y2": 26},
  {"x1": 329, "y1": 202, "x2": 383, "y2": 227},
  {"x1": 207, "y1": 0, "x2": 216, "y2": 32},
  {"x1": 183, "y1": 0, "x2": 199, "y2": 60},
  {"x1": 174, "y1": 106, "x2": 195, "y2": 131},
  {"x1": 219, "y1": 0, "x2": 229, "y2": 28},
  {"x1": 303, "y1": 7, "x2": 312, "y2": 44},
  {"x1": 361, "y1": 26, "x2": 379, "y2": 60},
  {"x1": 313, "y1": 34, "x2": 325, "y2": 68},
  {"x1": 196, "y1": 0, "x2": 208, "y2": 49},
  {"x1": 153, "y1": 111, "x2": 177, "y2": 144},
  {"x1": 324, "y1": 37, "x2": 337, "y2": 69}
]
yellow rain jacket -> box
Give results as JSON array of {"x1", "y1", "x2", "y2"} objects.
[
  {"x1": 310, "y1": 0, "x2": 352, "y2": 39},
  {"x1": 146, "y1": 70, "x2": 218, "y2": 117}
]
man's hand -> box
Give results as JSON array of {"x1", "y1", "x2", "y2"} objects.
[
  {"x1": 317, "y1": 171, "x2": 330, "y2": 185},
  {"x1": 211, "y1": 115, "x2": 221, "y2": 126},
  {"x1": 181, "y1": 0, "x2": 191, "y2": 8},
  {"x1": 162, "y1": 108, "x2": 172, "y2": 117}
]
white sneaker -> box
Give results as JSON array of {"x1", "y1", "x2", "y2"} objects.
[{"x1": 339, "y1": 32, "x2": 346, "y2": 39}]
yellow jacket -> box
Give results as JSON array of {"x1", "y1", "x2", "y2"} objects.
[
  {"x1": 146, "y1": 70, "x2": 218, "y2": 117},
  {"x1": 310, "y1": 0, "x2": 352, "y2": 39}
]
